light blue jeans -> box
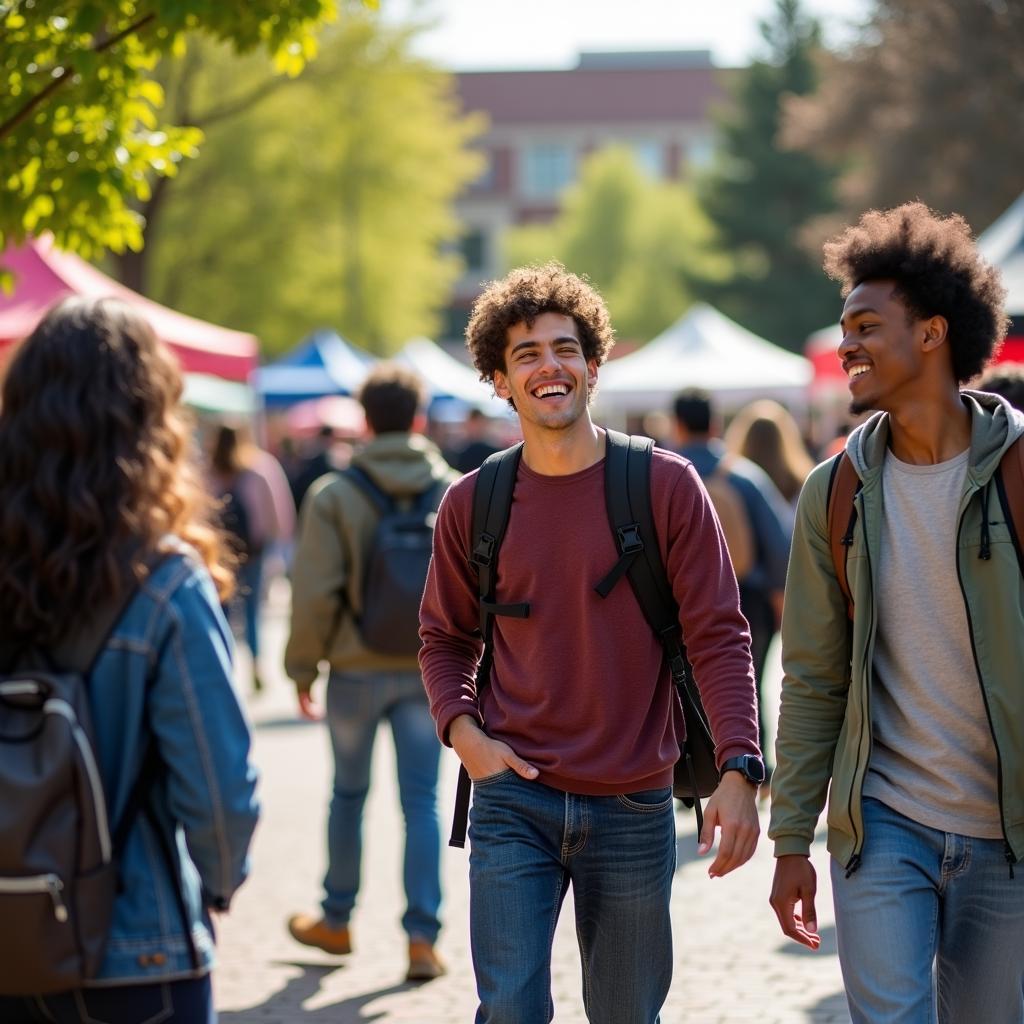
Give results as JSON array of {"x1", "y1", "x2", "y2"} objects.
[
  {"x1": 831, "y1": 797, "x2": 1024, "y2": 1023},
  {"x1": 468, "y1": 771, "x2": 675, "y2": 1024},
  {"x1": 323, "y1": 670, "x2": 442, "y2": 942}
]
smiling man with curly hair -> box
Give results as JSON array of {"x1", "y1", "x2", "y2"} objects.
[
  {"x1": 769, "y1": 203, "x2": 1024, "y2": 1024},
  {"x1": 420, "y1": 262, "x2": 762, "y2": 1023}
]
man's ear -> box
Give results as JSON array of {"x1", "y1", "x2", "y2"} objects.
[
  {"x1": 921, "y1": 315, "x2": 949, "y2": 352},
  {"x1": 493, "y1": 370, "x2": 511, "y2": 401}
]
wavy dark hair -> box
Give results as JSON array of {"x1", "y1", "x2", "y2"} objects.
[
  {"x1": 0, "y1": 296, "x2": 233, "y2": 649},
  {"x1": 822, "y1": 202, "x2": 1009, "y2": 382},
  {"x1": 465, "y1": 262, "x2": 615, "y2": 396}
]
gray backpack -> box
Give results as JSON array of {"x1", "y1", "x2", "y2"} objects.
[{"x1": 0, "y1": 563, "x2": 194, "y2": 995}]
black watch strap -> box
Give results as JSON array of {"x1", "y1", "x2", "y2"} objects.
[{"x1": 720, "y1": 755, "x2": 766, "y2": 785}]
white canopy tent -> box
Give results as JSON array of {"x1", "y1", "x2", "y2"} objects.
[
  {"x1": 395, "y1": 337, "x2": 512, "y2": 418},
  {"x1": 978, "y1": 190, "x2": 1024, "y2": 316},
  {"x1": 595, "y1": 303, "x2": 812, "y2": 417}
]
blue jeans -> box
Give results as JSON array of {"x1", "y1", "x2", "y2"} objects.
[
  {"x1": 468, "y1": 772, "x2": 675, "y2": 1024},
  {"x1": 0, "y1": 976, "x2": 214, "y2": 1023},
  {"x1": 831, "y1": 797, "x2": 1024, "y2": 1024},
  {"x1": 323, "y1": 670, "x2": 442, "y2": 942}
]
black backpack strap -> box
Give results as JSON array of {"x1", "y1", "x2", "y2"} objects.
[
  {"x1": 596, "y1": 430, "x2": 715, "y2": 831},
  {"x1": 450, "y1": 444, "x2": 529, "y2": 849},
  {"x1": 342, "y1": 465, "x2": 395, "y2": 515}
]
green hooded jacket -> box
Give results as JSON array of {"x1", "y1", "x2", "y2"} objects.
[
  {"x1": 284, "y1": 432, "x2": 458, "y2": 692},
  {"x1": 769, "y1": 392, "x2": 1024, "y2": 868}
]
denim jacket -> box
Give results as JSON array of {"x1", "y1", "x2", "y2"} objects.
[{"x1": 84, "y1": 546, "x2": 260, "y2": 985}]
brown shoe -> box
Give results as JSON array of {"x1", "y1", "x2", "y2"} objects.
[
  {"x1": 406, "y1": 939, "x2": 446, "y2": 982},
  {"x1": 287, "y1": 913, "x2": 352, "y2": 955}
]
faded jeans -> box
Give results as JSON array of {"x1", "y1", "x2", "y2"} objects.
[
  {"x1": 323, "y1": 670, "x2": 442, "y2": 942},
  {"x1": 831, "y1": 796, "x2": 1024, "y2": 1023},
  {"x1": 468, "y1": 772, "x2": 675, "y2": 1024}
]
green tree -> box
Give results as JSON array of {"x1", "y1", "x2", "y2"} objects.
[
  {"x1": 143, "y1": 16, "x2": 483, "y2": 355},
  {"x1": 784, "y1": 0, "x2": 1024, "y2": 232},
  {"x1": 0, "y1": 0, "x2": 343, "y2": 280},
  {"x1": 698, "y1": 0, "x2": 839, "y2": 350},
  {"x1": 504, "y1": 146, "x2": 730, "y2": 345}
]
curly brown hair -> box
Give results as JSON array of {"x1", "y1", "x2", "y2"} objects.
[
  {"x1": 465, "y1": 262, "x2": 615, "y2": 391},
  {"x1": 0, "y1": 296, "x2": 234, "y2": 650},
  {"x1": 822, "y1": 202, "x2": 1009, "y2": 382}
]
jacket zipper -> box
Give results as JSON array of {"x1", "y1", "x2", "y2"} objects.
[
  {"x1": 844, "y1": 493, "x2": 876, "y2": 878},
  {"x1": 954, "y1": 491, "x2": 1016, "y2": 877},
  {"x1": 0, "y1": 874, "x2": 69, "y2": 921}
]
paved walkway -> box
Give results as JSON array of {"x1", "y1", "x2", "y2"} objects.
[{"x1": 213, "y1": 580, "x2": 851, "y2": 1023}]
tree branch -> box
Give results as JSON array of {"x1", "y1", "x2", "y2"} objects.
[{"x1": 0, "y1": 12, "x2": 157, "y2": 139}]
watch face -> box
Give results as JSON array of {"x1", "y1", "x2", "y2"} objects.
[{"x1": 743, "y1": 756, "x2": 766, "y2": 784}]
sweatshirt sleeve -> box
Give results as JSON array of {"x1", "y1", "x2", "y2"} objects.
[
  {"x1": 418, "y1": 476, "x2": 485, "y2": 745},
  {"x1": 284, "y1": 479, "x2": 348, "y2": 691},
  {"x1": 769, "y1": 462, "x2": 852, "y2": 857},
  {"x1": 660, "y1": 459, "x2": 761, "y2": 765}
]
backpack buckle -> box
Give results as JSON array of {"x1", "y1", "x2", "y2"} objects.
[
  {"x1": 472, "y1": 532, "x2": 496, "y2": 568},
  {"x1": 616, "y1": 523, "x2": 643, "y2": 555}
]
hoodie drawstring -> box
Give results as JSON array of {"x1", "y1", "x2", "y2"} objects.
[{"x1": 979, "y1": 483, "x2": 992, "y2": 560}]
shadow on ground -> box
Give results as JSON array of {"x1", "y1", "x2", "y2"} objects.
[
  {"x1": 806, "y1": 987, "x2": 851, "y2": 1023},
  {"x1": 219, "y1": 962, "x2": 424, "y2": 1023}
]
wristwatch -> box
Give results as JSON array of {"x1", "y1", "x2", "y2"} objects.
[{"x1": 720, "y1": 755, "x2": 766, "y2": 786}]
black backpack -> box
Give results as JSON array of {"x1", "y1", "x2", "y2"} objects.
[
  {"x1": 219, "y1": 480, "x2": 254, "y2": 561},
  {"x1": 0, "y1": 560, "x2": 198, "y2": 995},
  {"x1": 448, "y1": 430, "x2": 719, "y2": 848},
  {"x1": 344, "y1": 466, "x2": 446, "y2": 657}
]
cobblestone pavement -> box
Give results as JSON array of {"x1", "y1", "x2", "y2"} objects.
[{"x1": 214, "y1": 580, "x2": 851, "y2": 1023}]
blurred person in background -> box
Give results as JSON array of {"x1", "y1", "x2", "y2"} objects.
[
  {"x1": 0, "y1": 297, "x2": 259, "y2": 1023},
  {"x1": 284, "y1": 364, "x2": 458, "y2": 983},
  {"x1": 672, "y1": 389, "x2": 793, "y2": 778},
  {"x1": 446, "y1": 407, "x2": 501, "y2": 474},
  {"x1": 977, "y1": 362, "x2": 1024, "y2": 412},
  {"x1": 208, "y1": 423, "x2": 292, "y2": 693},
  {"x1": 724, "y1": 399, "x2": 814, "y2": 511}
]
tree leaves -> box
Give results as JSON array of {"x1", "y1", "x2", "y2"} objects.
[{"x1": 1, "y1": 0, "x2": 339, "y2": 258}]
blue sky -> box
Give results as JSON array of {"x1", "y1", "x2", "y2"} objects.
[{"x1": 381, "y1": 0, "x2": 872, "y2": 70}]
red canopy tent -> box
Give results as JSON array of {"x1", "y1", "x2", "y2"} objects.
[{"x1": 0, "y1": 235, "x2": 258, "y2": 382}]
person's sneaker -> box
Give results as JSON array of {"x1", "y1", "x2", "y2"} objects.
[
  {"x1": 286, "y1": 913, "x2": 352, "y2": 955},
  {"x1": 406, "y1": 939, "x2": 446, "y2": 982}
]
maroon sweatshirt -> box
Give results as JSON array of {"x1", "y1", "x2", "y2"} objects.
[{"x1": 419, "y1": 446, "x2": 760, "y2": 795}]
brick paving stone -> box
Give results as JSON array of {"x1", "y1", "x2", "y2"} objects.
[{"x1": 214, "y1": 580, "x2": 851, "y2": 1023}]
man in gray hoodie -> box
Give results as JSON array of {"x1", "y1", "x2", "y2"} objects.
[{"x1": 769, "y1": 203, "x2": 1024, "y2": 1023}]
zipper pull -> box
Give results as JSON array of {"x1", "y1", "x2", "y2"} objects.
[
  {"x1": 844, "y1": 854, "x2": 862, "y2": 879},
  {"x1": 46, "y1": 876, "x2": 68, "y2": 922}
]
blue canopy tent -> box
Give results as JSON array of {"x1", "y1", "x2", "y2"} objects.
[{"x1": 251, "y1": 329, "x2": 374, "y2": 408}]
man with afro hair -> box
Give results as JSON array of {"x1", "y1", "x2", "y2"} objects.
[
  {"x1": 419, "y1": 262, "x2": 762, "y2": 1022},
  {"x1": 769, "y1": 203, "x2": 1024, "y2": 1023}
]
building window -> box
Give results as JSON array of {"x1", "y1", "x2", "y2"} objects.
[
  {"x1": 629, "y1": 140, "x2": 664, "y2": 179},
  {"x1": 687, "y1": 134, "x2": 715, "y2": 171},
  {"x1": 460, "y1": 228, "x2": 487, "y2": 273},
  {"x1": 521, "y1": 143, "x2": 575, "y2": 199}
]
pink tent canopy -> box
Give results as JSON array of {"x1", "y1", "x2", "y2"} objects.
[{"x1": 0, "y1": 236, "x2": 258, "y2": 382}]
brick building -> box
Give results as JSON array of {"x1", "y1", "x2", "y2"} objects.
[{"x1": 444, "y1": 50, "x2": 730, "y2": 341}]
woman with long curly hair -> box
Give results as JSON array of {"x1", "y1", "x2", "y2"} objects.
[{"x1": 0, "y1": 297, "x2": 259, "y2": 1023}]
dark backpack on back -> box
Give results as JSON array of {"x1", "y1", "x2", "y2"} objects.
[
  {"x1": 345, "y1": 466, "x2": 446, "y2": 657},
  {"x1": 826, "y1": 435, "x2": 1024, "y2": 617},
  {"x1": 448, "y1": 430, "x2": 720, "y2": 848},
  {"x1": 0, "y1": 561, "x2": 197, "y2": 995},
  {"x1": 219, "y1": 479, "x2": 254, "y2": 561}
]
